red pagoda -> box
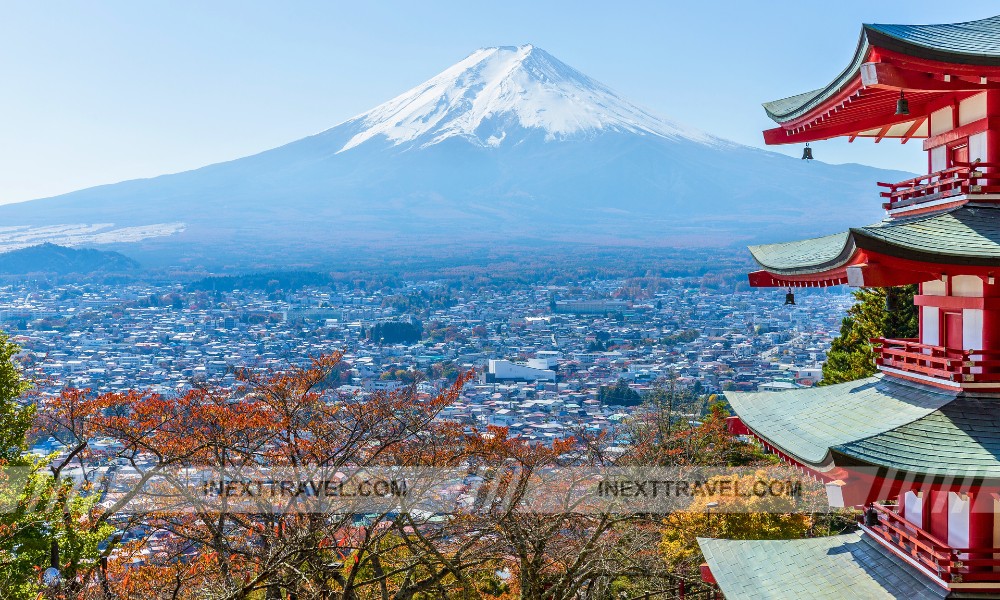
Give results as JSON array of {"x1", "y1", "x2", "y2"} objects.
[{"x1": 699, "y1": 16, "x2": 1000, "y2": 599}]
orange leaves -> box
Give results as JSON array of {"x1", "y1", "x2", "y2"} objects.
[
  {"x1": 33, "y1": 353, "x2": 482, "y2": 596},
  {"x1": 99, "y1": 545, "x2": 241, "y2": 600}
]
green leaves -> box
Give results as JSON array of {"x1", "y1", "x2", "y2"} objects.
[
  {"x1": 821, "y1": 285, "x2": 918, "y2": 385},
  {"x1": 0, "y1": 333, "x2": 33, "y2": 465}
]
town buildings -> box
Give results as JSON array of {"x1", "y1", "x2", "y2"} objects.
[{"x1": 0, "y1": 273, "x2": 846, "y2": 450}]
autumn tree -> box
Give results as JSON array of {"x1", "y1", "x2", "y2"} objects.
[
  {"x1": 628, "y1": 401, "x2": 769, "y2": 469},
  {"x1": 31, "y1": 354, "x2": 485, "y2": 600},
  {"x1": 461, "y1": 426, "x2": 686, "y2": 600},
  {"x1": 11, "y1": 349, "x2": 830, "y2": 600},
  {"x1": 659, "y1": 470, "x2": 815, "y2": 581},
  {"x1": 649, "y1": 409, "x2": 856, "y2": 588}
]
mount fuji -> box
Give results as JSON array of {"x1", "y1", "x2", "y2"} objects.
[
  {"x1": 0, "y1": 45, "x2": 910, "y2": 266},
  {"x1": 336, "y1": 45, "x2": 715, "y2": 151}
]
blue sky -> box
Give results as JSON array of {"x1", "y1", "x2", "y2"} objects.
[{"x1": 0, "y1": 2, "x2": 992, "y2": 204}]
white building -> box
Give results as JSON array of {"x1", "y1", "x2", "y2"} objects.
[{"x1": 487, "y1": 359, "x2": 555, "y2": 382}]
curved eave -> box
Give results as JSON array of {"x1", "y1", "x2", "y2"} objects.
[
  {"x1": 725, "y1": 376, "x2": 955, "y2": 473},
  {"x1": 748, "y1": 205, "x2": 1000, "y2": 287},
  {"x1": 766, "y1": 16, "x2": 1000, "y2": 123},
  {"x1": 828, "y1": 449, "x2": 1000, "y2": 483},
  {"x1": 762, "y1": 16, "x2": 1000, "y2": 145},
  {"x1": 748, "y1": 231, "x2": 857, "y2": 279},
  {"x1": 736, "y1": 415, "x2": 836, "y2": 473},
  {"x1": 698, "y1": 534, "x2": 947, "y2": 600},
  {"x1": 762, "y1": 29, "x2": 870, "y2": 124},
  {"x1": 747, "y1": 231, "x2": 884, "y2": 288}
]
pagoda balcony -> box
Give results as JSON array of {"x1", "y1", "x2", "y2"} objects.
[
  {"x1": 863, "y1": 503, "x2": 1000, "y2": 584},
  {"x1": 871, "y1": 337, "x2": 1000, "y2": 387},
  {"x1": 878, "y1": 162, "x2": 1000, "y2": 213}
]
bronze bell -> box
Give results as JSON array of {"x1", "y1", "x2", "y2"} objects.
[
  {"x1": 895, "y1": 90, "x2": 909, "y2": 116},
  {"x1": 784, "y1": 289, "x2": 795, "y2": 305},
  {"x1": 801, "y1": 143, "x2": 813, "y2": 160}
]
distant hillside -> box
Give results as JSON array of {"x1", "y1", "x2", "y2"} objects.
[{"x1": 0, "y1": 243, "x2": 139, "y2": 274}]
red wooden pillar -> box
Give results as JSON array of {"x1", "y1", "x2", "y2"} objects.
[
  {"x1": 943, "y1": 310, "x2": 964, "y2": 351},
  {"x1": 928, "y1": 489, "x2": 949, "y2": 544},
  {"x1": 986, "y1": 90, "x2": 1000, "y2": 232},
  {"x1": 982, "y1": 277, "x2": 1000, "y2": 359},
  {"x1": 921, "y1": 489, "x2": 931, "y2": 533},
  {"x1": 918, "y1": 282, "x2": 924, "y2": 346},
  {"x1": 969, "y1": 492, "x2": 995, "y2": 573},
  {"x1": 986, "y1": 91, "x2": 1000, "y2": 165}
]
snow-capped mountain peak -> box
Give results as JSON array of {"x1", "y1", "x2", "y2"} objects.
[
  {"x1": 0, "y1": 41, "x2": 907, "y2": 265},
  {"x1": 337, "y1": 44, "x2": 715, "y2": 152}
]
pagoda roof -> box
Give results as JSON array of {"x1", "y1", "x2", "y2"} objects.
[
  {"x1": 765, "y1": 16, "x2": 1000, "y2": 124},
  {"x1": 835, "y1": 393, "x2": 1000, "y2": 479},
  {"x1": 865, "y1": 17, "x2": 1000, "y2": 65},
  {"x1": 747, "y1": 204, "x2": 1000, "y2": 285},
  {"x1": 726, "y1": 375, "x2": 956, "y2": 469},
  {"x1": 748, "y1": 232, "x2": 855, "y2": 277},
  {"x1": 762, "y1": 16, "x2": 1000, "y2": 144},
  {"x1": 698, "y1": 533, "x2": 946, "y2": 599},
  {"x1": 730, "y1": 374, "x2": 1000, "y2": 479}
]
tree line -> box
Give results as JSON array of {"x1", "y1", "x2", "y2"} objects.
[{"x1": 0, "y1": 329, "x2": 847, "y2": 599}]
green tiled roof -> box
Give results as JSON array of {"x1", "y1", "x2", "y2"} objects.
[
  {"x1": 835, "y1": 395, "x2": 1000, "y2": 478},
  {"x1": 698, "y1": 533, "x2": 946, "y2": 599},
  {"x1": 765, "y1": 16, "x2": 1000, "y2": 123},
  {"x1": 855, "y1": 205, "x2": 1000, "y2": 266},
  {"x1": 747, "y1": 232, "x2": 853, "y2": 276},
  {"x1": 867, "y1": 16, "x2": 1000, "y2": 66},
  {"x1": 761, "y1": 89, "x2": 826, "y2": 121},
  {"x1": 726, "y1": 376, "x2": 956, "y2": 467},
  {"x1": 748, "y1": 205, "x2": 1000, "y2": 276},
  {"x1": 762, "y1": 31, "x2": 870, "y2": 124}
]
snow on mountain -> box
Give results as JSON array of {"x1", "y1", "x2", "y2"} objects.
[
  {"x1": 338, "y1": 44, "x2": 717, "y2": 152},
  {"x1": 0, "y1": 223, "x2": 186, "y2": 254},
  {"x1": 0, "y1": 44, "x2": 915, "y2": 267}
]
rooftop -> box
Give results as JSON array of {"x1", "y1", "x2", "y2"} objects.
[
  {"x1": 698, "y1": 533, "x2": 946, "y2": 599},
  {"x1": 762, "y1": 15, "x2": 1000, "y2": 144},
  {"x1": 726, "y1": 375, "x2": 955, "y2": 469},
  {"x1": 747, "y1": 204, "x2": 1000, "y2": 286},
  {"x1": 729, "y1": 372, "x2": 1000, "y2": 479}
]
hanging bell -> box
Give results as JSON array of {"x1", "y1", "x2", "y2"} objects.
[
  {"x1": 801, "y1": 143, "x2": 813, "y2": 161},
  {"x1": 895, "y1": 90, "x2": 909, "y2": 116},
  {"x1": 784, "y1": 289, "x2": 795, "y2": 305}
]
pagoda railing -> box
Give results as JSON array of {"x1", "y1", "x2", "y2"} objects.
[
  {"x1": 865, "y1": 503, "x2": 1000, "y2": 583},
  {"x1": 878, "y1": 161, "x2": 1000, "y2": 210},
  {"x1": 871, "y1": 338, "x2": 1000, "y2": 384}
]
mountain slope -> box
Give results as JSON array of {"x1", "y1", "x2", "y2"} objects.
[
  {"x1": 0, "y1": 243, "x2": 138, "y2": 274},
  {"x1": 337, "y1": 44, "x2": 715, "y2": 151},
  {"x1": 0, "y1": 45, "x2": 911, "y2": 266}
]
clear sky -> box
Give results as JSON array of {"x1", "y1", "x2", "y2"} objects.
[{"x1": 0, "y1": 2, "x2": 993, "y2": 204}]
